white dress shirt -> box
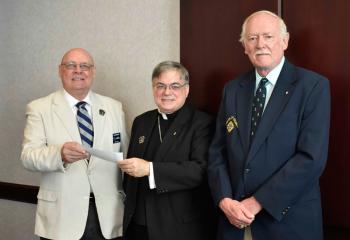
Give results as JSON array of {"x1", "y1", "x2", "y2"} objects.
[
  {"x1": 63, "y1": 89, "x2": 93, "y2": 117},
  {"x1": 255, "y1": 56, "x2": 285, "y2": 112}
]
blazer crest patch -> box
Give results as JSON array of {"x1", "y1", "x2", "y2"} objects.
[{"x1": 226, "y1": 116, "x2": 238, "y2": 133}]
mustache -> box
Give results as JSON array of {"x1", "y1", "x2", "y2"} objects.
[{"x1": 255, "y1": 50, "x2": 270, "y2": 55}]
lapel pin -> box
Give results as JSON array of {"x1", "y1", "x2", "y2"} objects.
[
  {"x1": 139, "y1": 136, "x2": 145, "y2": 144},
  {"x1": 99, "y1": 109, "x2": 105, "y2": 116},
  {"x1": 285, "y1": 91, "x2": 289, "y2": 95},
  {"x1": 173, "y1": 131, "x2": 176, "y2": 136}
]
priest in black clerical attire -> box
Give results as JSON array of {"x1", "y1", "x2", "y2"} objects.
[{"x1": 119, "y1": 61, "x2": 216, "y2": 240}]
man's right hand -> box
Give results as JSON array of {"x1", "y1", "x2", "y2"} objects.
[
  {"x1": 219, "y1": 197, "x2": 255, "y2": 229},
  {"x1": 61, "y1": 142, "x2": 88, "y2": 163}
]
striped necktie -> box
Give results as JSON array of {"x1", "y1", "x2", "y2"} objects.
[{"x1": 76, "y1": 101, "x2": 94, "y2": 148}]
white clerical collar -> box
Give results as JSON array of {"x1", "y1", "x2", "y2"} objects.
[{"x1": 157, "y1": 109, "x2": 169, "y2": 120}]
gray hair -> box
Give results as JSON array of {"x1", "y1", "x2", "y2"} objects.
[
  {"x1": 239, "y1": 10, "x2": 289, "y2": 43},
  {"x1": 152, "y1": 61, "x2": 189, "y2": 84}
]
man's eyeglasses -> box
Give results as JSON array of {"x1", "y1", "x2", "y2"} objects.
[
  {"x1": 154, "y1": 82, "x2": 188, "y2": 92},
  {"x1": 61, "y1": 62, "x2": 94, "y2": 71}
]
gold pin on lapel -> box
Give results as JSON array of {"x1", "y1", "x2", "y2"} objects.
[
  {"x1": 139, "y1": 136, "x2": 145, "y2": 144},
  {"x1": 226, "y1": 116, "x2": 238, "y2": 133}
]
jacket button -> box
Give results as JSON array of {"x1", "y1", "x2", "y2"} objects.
[{"x1": 244, "y1": 168, "x2": 251, "y2": 174}]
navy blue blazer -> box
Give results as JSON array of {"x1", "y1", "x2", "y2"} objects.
[{"x1": 208, "y1": 59, "x2": 330, "y2": 240}]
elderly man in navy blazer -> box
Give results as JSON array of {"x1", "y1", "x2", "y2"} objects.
[{"x1": 208, "y1": 10, "x2": 330, "y2": 240}]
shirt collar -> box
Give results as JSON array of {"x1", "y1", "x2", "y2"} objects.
[
  {"x1": 63, "y1": 89, "x2": 92, "y2": 109},
  {"x1": 157, "y1": 108, "x2": 180, "y2": 120},
  {"x1": 157, "y1": 109, "x2": 168, "y2": 120},
  {"x1": 255, "y1": 56, "x2": 285, "y2": 87}
]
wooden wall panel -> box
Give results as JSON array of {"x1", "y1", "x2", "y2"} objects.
[
  {"x1": 283, "y1": 0, "x2": 350, "y2": 229},
  {"x1": 181, "y1": 0, "x2": 350, "y2": 238},
  {"x1": 180, "y1": 0, "x2": 278, "y2": 114}
]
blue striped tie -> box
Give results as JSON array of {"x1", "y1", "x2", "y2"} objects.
[{"x1": 76, "y1": 101, "x2": 94, "y2": 148}]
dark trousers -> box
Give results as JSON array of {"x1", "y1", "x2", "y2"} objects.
[
  {"x1": 125, "y1": 222, "x2": 148, "y2": 240},
  {"x1": 40, "y1": 197, "x2": 121, "y2": 240}
]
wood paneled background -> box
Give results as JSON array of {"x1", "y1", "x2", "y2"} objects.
[{"x1": 181, "y1": 0, "x2": 350, "y2": 239}]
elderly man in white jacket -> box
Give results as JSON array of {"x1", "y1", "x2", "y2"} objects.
[{"x1": 21, "y1": 48, "x2": 129, "y2": 240}]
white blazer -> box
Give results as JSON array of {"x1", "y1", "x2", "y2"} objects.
[{"x1": 21, "y1": 90, "x2": 129, "y2": 240}]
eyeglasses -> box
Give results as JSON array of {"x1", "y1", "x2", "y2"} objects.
[
  {"x1": 61, "y1": 62, "x2": 94, "y2": 71},
  {"x1": 154, "y1": 82, "x2": 188, "y2": 92}
]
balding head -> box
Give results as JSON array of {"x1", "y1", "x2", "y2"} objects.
[
  {"x1": 61, "y1": 48, "x2": 94, "y2": 65},
  {"x1": 59, "y1": 48, "x2": 95, "y2": 100}
]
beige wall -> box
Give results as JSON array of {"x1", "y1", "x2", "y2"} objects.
[
  {"x1": 0, "y1": 0, "x2": 179, "y2": 185},
  {"x1": 0, "y1": 1, "x2": 179, "y2": 238},
  {"x1": 0, "y1": 199, "x2": 39, "y2": 240}
]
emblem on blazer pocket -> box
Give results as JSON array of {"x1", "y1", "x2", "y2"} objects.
[
  {"x1": 139, "y1": 136, "x2": 145, "y2": 144},
  {"x1": 226, "y1": 116, "x2": 238, "y2": 133}
]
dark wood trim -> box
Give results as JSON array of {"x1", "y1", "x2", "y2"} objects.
[
  {"x1": 0, "y1": 181, "x2": 38, "y2": 204},
  {"x1": 324, "y1": 226, "x2": 350, "y2": 240}
]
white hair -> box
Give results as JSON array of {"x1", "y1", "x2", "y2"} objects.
[{"x1": 239, "y1": 10, "x2": 289, "y2": 43}]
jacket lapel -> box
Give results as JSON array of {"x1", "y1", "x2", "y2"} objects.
[
  {"x1": 132, "y1": 111, "x2": 158, "y2": 159},
  {"x1": 125, "y1": 111, "x2": 157, "y2": 198},
  {"x1": 247, "y1": 60, "x2": 297, "y2": 163},
  {"x1": 52, "y1": 91, "x2": 81, "y2": 142},
  {"x1": 90, "y1": 92, "x2": 106, "y2": 150},
  {"x1": 236, "y1": 73, "x2": 256, "y2": 155},
  {"x1": 86, "y1": 92, "x2": 107, "y2": 167}
]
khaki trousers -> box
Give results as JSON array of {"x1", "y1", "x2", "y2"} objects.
[{"x1": 244, "y1": 226, "x2": 252, "y2": 240}]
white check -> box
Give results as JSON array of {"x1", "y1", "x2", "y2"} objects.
[{"x1": 83, "y1": 146, "x2": 124, "y2": 162}]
